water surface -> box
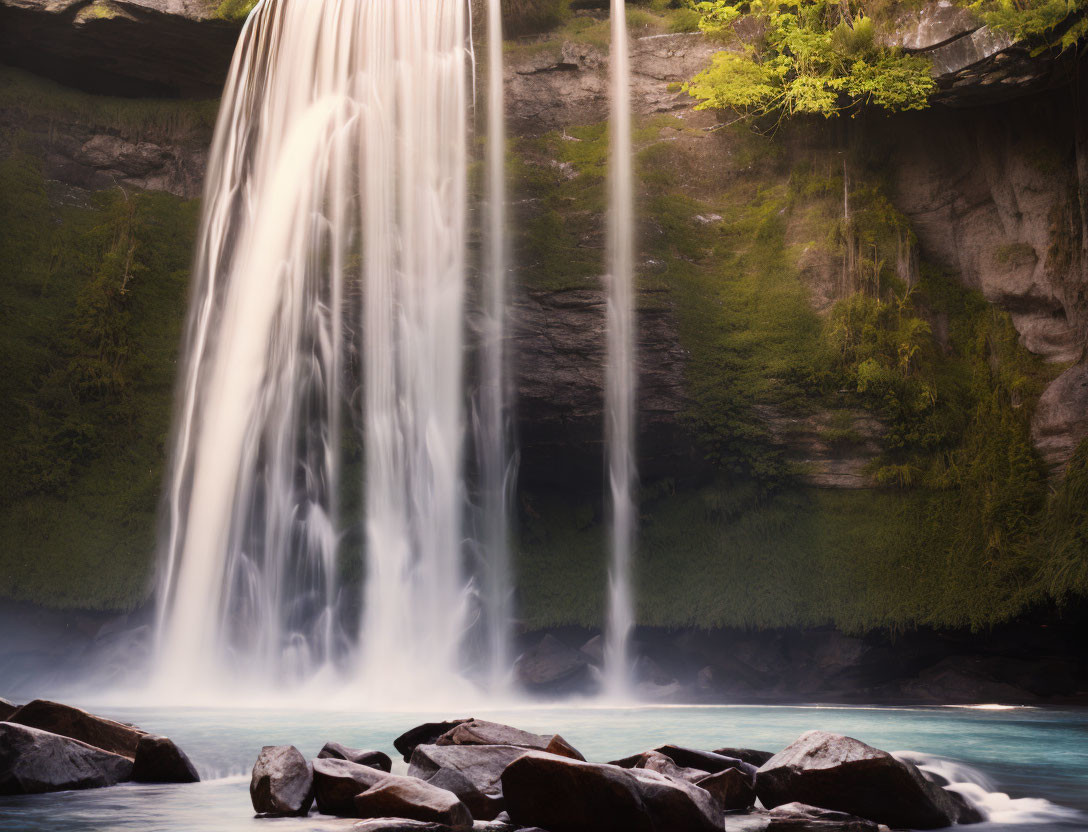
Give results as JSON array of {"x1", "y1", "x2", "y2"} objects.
[{"x1": 1, "y1": 705, "x2": 1084, "y2": 831}]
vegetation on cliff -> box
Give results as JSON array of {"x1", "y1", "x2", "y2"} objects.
[
  {"x1": 513, "y1": 106, "x2": 1083, "y2": 632},
  {"x1": 685, "y1": 0, "x2": 936, "y2": 123},
  {"x1": 0, "y1": 138, "x2": 196, "y2": 610}
]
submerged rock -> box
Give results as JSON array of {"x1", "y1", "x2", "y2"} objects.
[
  {"x1": 409, "y1": 743, "x2": 529, "y2": 820},
  {"x1": 353, "y1": 776, "x2": 472, "y2": 830},
  {"x1": 318, "y1": 742, "x2": 392, "y2": 772},
  {"x1": 8, "y1": 699, "x2": 146, "y2": 758},
  {"x1": 131, "y1": 734, "x2": 199, "y2": 784},
  {"x1": 395, "y1": 720, "x2": 472, "y2": 763},
  {"x1": 0, "y1": 722, "x2": 134, "y2": 795},
  {"x1": 436, "y1": 719, "x2": 584, "y2": 761},
  {"x1": 755, "y1": 731, "x2": 973, "y2": 829},
  {"x1": 249, "y1": 745, "x2": 314, "y2": 817},
  {"x1": 501, "y1": 749, "x2": 722, "y2": 832}
]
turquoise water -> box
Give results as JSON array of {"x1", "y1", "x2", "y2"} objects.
[{"x1": 0, "y1": 705, "x2": 1085, "y2": 831}]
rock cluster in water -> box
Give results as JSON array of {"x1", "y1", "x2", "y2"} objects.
[
  {"x1": 0, "y1": 699, "x2": 199, "y2": 794},
  {"x1": 249, "y1": 718, "x2": 983, "y2": 831}
]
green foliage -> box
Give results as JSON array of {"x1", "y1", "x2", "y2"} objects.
[
  {"x1": 1036, "y1": 440, "x2": 1088, "y2": 599},
  {"x1": 502, "y1": 0, "x2": 572, "y2": 36},
  {"x1": 215, "y1": 0, "x2": 259, "y2": 22},
  {"x1": 684, "y1": 0, "x2": 936, "y2": 124},
  {"x1": 0, "y1": 140, "x2": 198, "y2": 610},
  {"x1": 970, "y1": 0, "x2": 1088, "y2": 53}
]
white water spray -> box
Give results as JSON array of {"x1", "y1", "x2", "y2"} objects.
[
  {"x1": 153, "y1": 0, "x2": 476, "y2": 703},
  {"x1": 602, "y1": 0, "x2": 638, "y2": 698}
]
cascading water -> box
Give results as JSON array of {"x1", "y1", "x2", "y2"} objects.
[
  {"x1": 602, "y1": 0, "x2": 638, "y2": 698},
  {"x1": 474, "y1": 0, "x2": 516, "y2": 691},
  {"x1": 153, "y1": 0, "x2": 479, "y2": 702}
]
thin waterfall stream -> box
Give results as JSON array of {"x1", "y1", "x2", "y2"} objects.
[
  {"x1": 476, "y1": 0, "x2": 516, "y2": 692},
  {"x1": 603, "y1": 0, "x2": 638, "y2": 698}
]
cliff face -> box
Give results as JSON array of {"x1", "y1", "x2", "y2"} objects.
[{"x1": 2, "y1": 1, "x2": 1087, "y2": 625}]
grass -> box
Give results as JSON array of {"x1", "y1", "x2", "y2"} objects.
[{"x1": 0, "y1": 67, "x2": 219, "y2": 143}]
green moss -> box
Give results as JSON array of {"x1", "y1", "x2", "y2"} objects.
[
  {"x1": 215, "y1": 0, "x2": 259, "y2": 23},
  {"x1": 1037, "y1": 439, "x2": 1088, "y2": 600},
  {"x1": 0, "y1": 67, "x2": 219, "y2": 142},
  {"x1": 0, "y1": 140, "x2": 198, "y2": 611}
]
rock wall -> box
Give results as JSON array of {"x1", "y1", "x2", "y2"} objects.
[{"x1": 3, "y1": 1, "x2": 1087, "y2": 482}]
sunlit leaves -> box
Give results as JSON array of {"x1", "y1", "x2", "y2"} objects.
[{"x1": 684, "y1": 0, "x2": 936, "y2": 124}]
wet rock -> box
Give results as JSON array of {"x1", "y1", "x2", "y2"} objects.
[
  {"x1": 0, "y1": 698, "x2": 16, "y2": 721},
  {"x1": 696, "y1": 766, "x2": 757, "y2": 811},
  {"x1": 0, "y1": 722, "x2": 134, "y2": 795},
  {"x1": 633, "y1": 750, "x2": 707, "y2": 784},
  {"x1": 8, "y1": 699, "x2": 146, "y2": 758},
  {"x1": 656, "y1": 744, "x2": 756, "y2": 778},
  {"x1": 715, "y1": 748, "x2": 776, "y2": 767},
  {"x1": 131, "y1": 734, "x2": 199, "y2": 783},
  {"x1": 408, "y1": 743, "x2": 531, "y2": 820},
  {"x1": 1032, "y1": 362, "x2": 1088, "y2": 473},
  {"x1": 353, "y1": 776, "x2": 473, "y2": 830},
  {"x1": 312, "y1": 757, "x2": 390, "y2": 816},
  {"x1": 354, "y1": 822, "x2": 455, "y2": 832},
  {"x1": 318, "y1": 742, "x2": 392, "y2": 772},
  {"x1": 765, "y1": 802, "x2": 880, "y2": 831},
  {"x1": 473, "y1": 812, "x2": 518, "y2": 832},
  {"x1": 513, "y1": 635, "x2": 592, "y2": 696},
  {"x1": 436, "y1": 719, "x2": 585, "y2": 761},
  {"x1": 755, "y1": 731, "x2": 968, "y2": 829},
  {"x1": 395, "y1": 720, "x2": 472, "y2": 763},
  {"x1": 633, "y1": 655, "x2": 676, "y2": 687},
  {"x1": 249, "y1": 745, "x2": 314, "y2": 818},
  {"x1": 501, "y1": 749, "x2": 722, "y2": 832}
]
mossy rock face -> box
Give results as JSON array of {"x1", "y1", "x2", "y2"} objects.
[
  {"x1": 0, "y1": 138, "x2": 198, "y2": 611},
  {"x1": 501, "y1": 0, "x2": 569, "y2": 36}
]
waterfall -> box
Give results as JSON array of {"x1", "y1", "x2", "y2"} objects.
[
  {"x1": 153, "y1": 0, "x2": 477, "y2": 702},
  {"x1": 474, "y1": 0, "x2": 516, "y2": 691},
  {"x1": 602, "y1": 0, "x2": 638, "y2": 698}
]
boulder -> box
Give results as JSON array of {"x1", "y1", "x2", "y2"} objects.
[
  {"x1": 249, "y1": 745, "x2": 314, "y2": 817},
  {"x1": 0, "y1": 722, "x2": 134, "y2": 795},
  {"x1": 312, "y1": 757, "x2": 390, "y2": 816},
  {"x1": 436, "y1": 719, "x2": 585, "y2": 761},
  {"x1": 501, "y1": 750, "x2": 722, "y2": 832},
  {"x1": 696, "y1": 766, "x2": 756, "y2": 811},
  {"x1": 409, "y1": 743, "x2": 530, "y2": 820},
  {"x1": 131, "y1": 734, "x2": 199, "y2": 783},
  {"x1": 623, "y1": 744, "x2": 754, "y2": 779},
  {"x1": 765, "y1": 802, "x2": 880, "y2": 831},
  {"x1": 8, "y1": 699, "x2": 146, "y2": 758},
  {"x1": 755, "y1": 731, "x2": 970, "y2": 829},
  {"x1": 513, "y1": 635, "x2": 592, "y2": 695},
  {"x1": 0, "y1": 698, "x2": 16, "y2": 721},
  {"x1": 714, "y1": 748, "x2": 775, "y2": 767},
  {"x1": 630, "y1": 750, "x2": 707, "y2": 784},
  {"x1": 395, "y1": 720, "x2": 472, "y2": 763},
  {"x1": 318, "y1": 742, "x2": 392, "y2": 772},
  {"x1": 353, "y1": 777, "x2": 473, "y2": 830}
]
